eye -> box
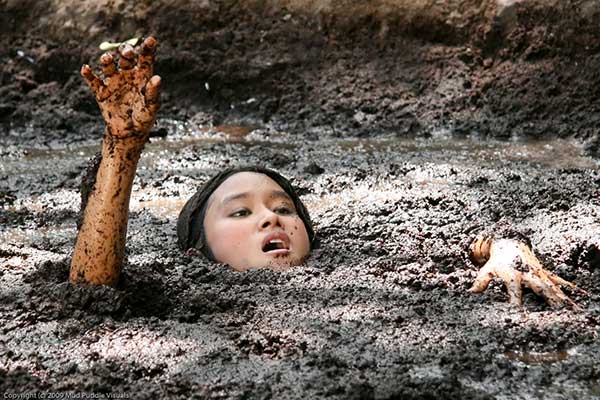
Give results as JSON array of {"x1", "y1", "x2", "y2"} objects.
[
  {"x1": 229, "y1": 208, "x2": 250, "y2": 218},
  {"x1": 274, "y1": 206, "x2": 294, "y2": 215}
]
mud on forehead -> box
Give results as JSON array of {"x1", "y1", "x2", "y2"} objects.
[{"x1": 204, "y1": 172, "x2": 294, "y2": 210}]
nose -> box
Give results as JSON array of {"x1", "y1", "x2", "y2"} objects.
[{"x1": 259, "y1": 209, "x2": 282, "y2": 230}]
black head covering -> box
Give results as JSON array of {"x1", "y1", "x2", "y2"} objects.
[{"x1": 177, "y1": 166, "x2": 315, "y2": 260}]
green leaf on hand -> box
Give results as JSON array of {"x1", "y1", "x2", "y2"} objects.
[{"x1": 99, "y1": 37, "x2": 140, "y2": 51}]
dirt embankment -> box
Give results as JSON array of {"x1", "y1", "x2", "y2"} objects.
[{"x1": 1, "y1": 0, "x2": 600, "y2": 150}]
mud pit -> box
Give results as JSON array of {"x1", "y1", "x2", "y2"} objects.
[{"x1": 2, "y1": 1, "x2": 600, "y2": 399}]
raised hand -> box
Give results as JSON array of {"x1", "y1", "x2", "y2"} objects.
[
  {"x1": 469, "y1": 236, "x2": 588, "y2": 309},
  {"x1": 80, "y1": 36, "x2": 161, "y2": 140},
  {"x1": 70, "y1": 37, "x2": 161, "y2": 286}
]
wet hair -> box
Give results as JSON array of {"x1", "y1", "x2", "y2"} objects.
[{"x1": 176, "y1": 166, "x2": 315, "y2": 260}]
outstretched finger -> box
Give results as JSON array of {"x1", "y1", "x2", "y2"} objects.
[
  {"x1": 100, "y1": 53, "x2": 117, "y2": 78},
  {"x1": 134, "y1": 75, "x2": 161, "y2": 128},
  {"x1": 545, "y1": 286, "x2": 575, "y2": 308},
  {"x1": 547, "y1": 271, "x2": 590, "y2": 295},
  {"x1": 138, "y1": 36, "x2": 157, "y2": 80},
  {"x1": 144, "y1": 75, "x2": 161, "y2": 106},
  {"x1": 469, "y1": 260, "x2": 496, "y2": 293},
  {"x1": 118, "y1": 43, "x2": 136, "y2": 70},
  {"x1": 525, "y1": 272, "x2": 576, "y2": 309},
  {"x1": 501, "y1": 271, "x2": 523, "y2": 306},
  {"x1": 80, "y1": 64, "x2": 106, "y2": 100},
  {"x1": 536, "y1": 270, "x2": 578, "y2": 308}
]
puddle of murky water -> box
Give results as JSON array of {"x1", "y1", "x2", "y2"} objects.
[
  {"x1": 131, "y1": 196, "x2": 187, "y2": 220},
  {"x1": 332, "y1": 136, "x2": 598, "y2": 169},
  {"x1": 207, "y1": 124, "x2": 258, "y2": 137},
  {"x1": 0, "y1": 143, "x2": 100, "y2": 177},
  {"x1": 2, "y1": 123, "x2": 598, "y2": 222},
  {"x1": 4, "y1": 122, "x2": 596, "y2": 171},
  {"x1": 503, "y1": 350, "x2": 571, "y2": 365}
]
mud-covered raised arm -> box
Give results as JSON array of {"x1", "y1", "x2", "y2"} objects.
[
  {"x1": 468, "y1": 236, "x2": 588, "y2": 309},
  {"x1": 70, "y1": 37, "x2": 161, "y2": 286}
]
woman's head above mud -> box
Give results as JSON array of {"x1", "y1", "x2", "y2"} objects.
[{"x1": 177, "y1": 166, "x2": 315, "y2": 271}]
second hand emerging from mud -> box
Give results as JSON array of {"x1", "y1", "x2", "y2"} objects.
[{"x1": 469, "y1": 236, "x2": 588, "y2": 309}]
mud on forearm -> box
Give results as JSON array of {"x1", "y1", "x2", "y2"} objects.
[
  {"x1": 77, "y1": 130, "x2": 147, "y2": 229},
  {"x1": 78, "y1": 151, "x2": 102, "y2": 229},
  {"x1": 71, "y1": 129, "x2": 148, "y2": 285}
]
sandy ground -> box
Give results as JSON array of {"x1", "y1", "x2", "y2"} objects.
[{"x1": 1, "y1": 1, "x2": 600, "y2": 399}]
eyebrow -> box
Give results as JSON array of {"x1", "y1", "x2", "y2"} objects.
[
  {"x1": 268, "y1": 190, "x2": 293, "y2": 202},
  {"x1": 220, "y1": 190, "x2": 292, "y2": 207}
]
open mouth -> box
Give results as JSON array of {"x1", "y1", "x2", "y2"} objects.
[{"x1": 262, "y1": 233, "x2": 290, "y2": 254}]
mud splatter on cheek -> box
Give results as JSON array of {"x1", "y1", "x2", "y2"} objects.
[{"x1": 290, "y1": 223, "x2": 300, "y2": 235}]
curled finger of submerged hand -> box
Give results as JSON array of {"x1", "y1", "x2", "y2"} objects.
[
  {"x1": 137, "y1": 37, "x2": 157, "y2": 80},
  {"x1": 118, "y1": 43, "x2": 136, "y2": 69},
  {"x1": 100, "y1": 53, "x2": 117, "y2": 77},
  {"x1": 80, "y1": 65, "x2": 103, "y2": 94},
  {"x1": 141, "y1": 36, "x2": 157, "y2": 56},
  {"x1": 144, "y1": 75, "x2": 161, "y2": 104},
  {"x1": 469, "y1": 236, "x2": 493, "y2": 266},
  {"x1": 80, "y1": 64, "x2": 93, "y2": 78},
  {"x1": 119, "y1": 43, "x2": 136, "y2": 59}
]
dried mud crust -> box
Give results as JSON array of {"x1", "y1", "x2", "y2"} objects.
[{"x1": 1, "y1": 1, "x2": 600, "y2": 151}]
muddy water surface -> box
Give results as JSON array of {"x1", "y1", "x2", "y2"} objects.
[{"x1": 1, "y1": 123, "x2": 600, "y2": 399}]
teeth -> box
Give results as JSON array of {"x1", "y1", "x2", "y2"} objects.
[{"x1": 270, "y1": 239, "x2": 284, "y2": 244}]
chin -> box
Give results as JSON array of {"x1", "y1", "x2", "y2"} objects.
[
  {"x1": 228, "y1": 254, "x2": 305, "y2": 272},
  {"x1": 265, "y1": 261, "x2": 296, "y2": 271},
  {"x1": 266, "y1": 254, "x2": 306, "y2": 270}
]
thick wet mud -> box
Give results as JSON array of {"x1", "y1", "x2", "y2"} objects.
[
  {"x1": 2, "y1": 120, "x2": 600, "y2": 399},
  {"x1": 2, "y1": 0, "x2": 600, "y2": 398}
]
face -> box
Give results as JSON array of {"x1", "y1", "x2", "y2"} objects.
[{"x1": 203, "y1": 172, "x2": 311, "y2": 271}]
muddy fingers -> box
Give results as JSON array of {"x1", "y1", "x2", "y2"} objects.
[
  {"x1": 547, "y1": 270, "x2": 590, "y2": 295},
  {"x1": 138, "y1": 36, "x2": 157, "y2": 82},
  {"x1": 470, "y1": 258, "x2": 499, "y2": 293},
  {"x1": 133, "y1": 75, "x2": 161, "y2": 128},
  {"x1": 118, "y1": 43, "x2": 136, "y2": 71},
  {"x1": 80, "y1": 36, "x2": 161, "y2": 139},
  {"x1": 502, "y1": 268, "x2": 523, "y2": 307},
  {"x1": 145, "y1": 75, "x2": 161, "y2": 105},
  {"x1": 522, "y1": 270, "x2": 576, "y2": 309},
  {"x1": 80, "y1": 64, "x2": 108, "y2": 101},
  {"x1": 70, "y1": 37, "x2": 161, "y2": 286},
  {"x1": 468, "y1": 236, "x2": 586, "y2": 309},
  {"x1": 100, "y1": 53, "x2": 117, "y2": 78}
]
